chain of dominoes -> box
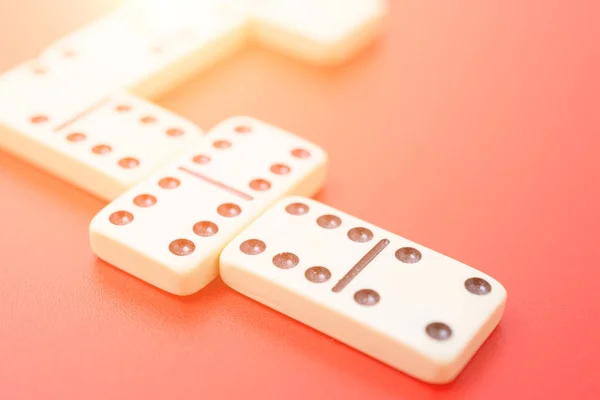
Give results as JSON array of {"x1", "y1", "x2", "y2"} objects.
[{"x1": 0, "y1": 0, "x2": 506, "y2": 385}]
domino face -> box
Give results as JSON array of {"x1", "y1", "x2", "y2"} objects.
[
  {"x1": 0, "y1": 59, "x2": 118, "y2": 129},
  {"x1": 89, "y1": 117, "x2": 327, "y2": 295},
  {"x1": 220, "y1": 196, "x2": 507, "y2": 384},
  {"x1": 42, "y1": 2, "x2": 247, "y2": 99},
  {"x1": 0, "y1": 62, "x2": 203, "y2": 200}
]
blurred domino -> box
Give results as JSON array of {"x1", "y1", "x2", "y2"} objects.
[
  {"x1": 220, "y1": 196, "x2": 507, "y2": 383},
  {"x1": 0, "y1": 61, "x2": 202, "y2": 200},
  {"x1": 249, "y1": 0, "x2": 388, "y2": 65},
  {"x1": 42, "y1": 0, "x2": 387, "y2": 97},
  {"x1": 89, "y1": 117, "x2": 327, "y2": 295},
  {"x1": 42, "y1": 2, "x2": 247, "y2": 99}
]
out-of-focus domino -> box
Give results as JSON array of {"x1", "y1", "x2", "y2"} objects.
[
  {"x1": 42, "y1": 0, "x2": 387, "y2": 95},
  {"x1": 220, "y1": 196, "x2": 507, "y2": 383},
  {"x1": 0, "y1": 61, "x2": 202, "y2": 200},
  {"x1": 89, "y1": 117, "x2": 327, "y2": 295},
  {"x1": 42, "y1": 2, "x2": 247, "y2": 99},
  {"x1": 249, "y1": 0, "x2": 388, "y2": 65}
]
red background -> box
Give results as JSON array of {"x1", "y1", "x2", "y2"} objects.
[{"x1": 1, "y1": 1, "x2": 599, "y2": 398}]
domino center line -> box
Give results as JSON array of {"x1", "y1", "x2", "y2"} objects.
[
  {"x1": 177, "y1": 166, "x2": 254, "y2": 201},
  {"x1": 53, "y1": 98, "x2": 111, "y2": 132},
  {"x1": 332, "y1": 239, "x2": 390, "y2": 293}
]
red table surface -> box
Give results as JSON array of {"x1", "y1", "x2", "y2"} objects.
[{"x1": 1, "y1": 1, "x2": 599, "y2": 399}]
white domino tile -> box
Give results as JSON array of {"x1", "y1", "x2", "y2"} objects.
[
  {"x1": 220, "y1": 196, "x2": 507, "y2": 383},
  {"x1": 41, "y1": 2, "x2": 248, "y2": 99},
  {"x1": 0, "y1": 61, "x2": 202, "y2": 200},
  {"x1": 250, "y1": 0, "x2": 388, "y2": 65},
  {"x1": 89, "y1": 116, "x2": 327, "y2": 295}
]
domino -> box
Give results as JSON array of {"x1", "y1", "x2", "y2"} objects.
[
  {"x1": 249, "y1": 0, "x2": 388, "y2": 65},
  {"x1": 89, "y1": 117, "x2": 327, "y2": 295},
  {"x1": 219, "y1": 196, "x2": 507, "y2": 383},
  {"x1": 41, "y1": 1, "x2": 247, "y2": 99},
  {"x1": 0, "y1": 60, "x2": 203, "y2": 201}
]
